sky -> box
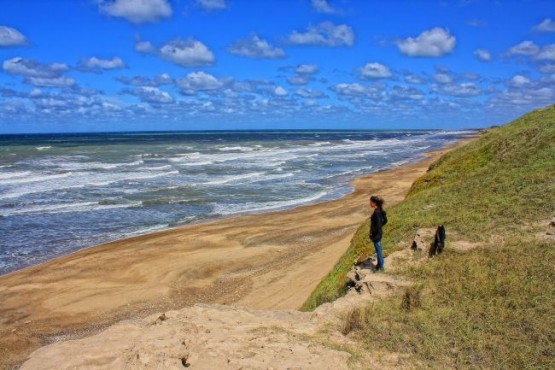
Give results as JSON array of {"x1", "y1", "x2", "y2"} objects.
[{"x1": 0, "y1": 0, "x2": 554, "y2": 133}]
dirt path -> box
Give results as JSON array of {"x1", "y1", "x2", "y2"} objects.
[{"x1": 0, "y1": 143, "x2": 467, "y2": 368}]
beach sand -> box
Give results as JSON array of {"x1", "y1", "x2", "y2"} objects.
[{"x1": 0, "y1": 140, "x2": 469, "y2": 368}]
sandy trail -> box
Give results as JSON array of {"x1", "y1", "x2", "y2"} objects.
[
  {"x1": 20, "y1": 249, "x2": 417, "y2": 370},
  {"x1": 0, "y1": 144, "x2": 463, "y2": 368}
]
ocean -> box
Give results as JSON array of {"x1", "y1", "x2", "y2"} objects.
[{"x1": 0, "y1": 130, "x2": 471, "y2": 275}]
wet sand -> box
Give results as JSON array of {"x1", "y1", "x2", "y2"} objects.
[{"x1": 0, "y1": 140, "x2": 471, "y2": 368}]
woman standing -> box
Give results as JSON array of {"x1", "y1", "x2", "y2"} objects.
[{"x1": 369, "y1": 195, "x2": 387, "y2": 271}]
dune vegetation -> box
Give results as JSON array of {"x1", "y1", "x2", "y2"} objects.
[{"x1": 302, "y1": 105, "x2": 555, "y2": 368}]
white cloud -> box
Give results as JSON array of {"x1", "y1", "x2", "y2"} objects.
[
  {"x1": 508, "y1": 40, "x2": 540, "y2": 56},
  {"x1": 508, "y1": 75, "x2": 531, "y2": 87},
  {"x1": 228, "y1": 35, "x2": 285, "y2": 59},
  {"x1": 197, "y1": 0, "x2": 227, "y2": 11},
  {"x1": 391, "y1": 86, "x2": 425, "y2": 101},
  {"x1": 26, "y1": 76, "x2": 75, "y2": 88},
  {"x1": 98, "y1": 0, "x2": 172, "y2": 23},
  {"x1": 507, "y1": 41, "x2": 555, "y2": 60},
  {"x1": 274, "y1": 86, "x2": 288, "y2": 96},
  {"x1": 534, "y1": 18, "x2": 555, "y2": 32},
  {"x1": 536, "y1": 44, "x2": 555, "y2": 60},
  {"x1": 404, "y1": 74, "x2": 426, "y2": 84},
  {"x1": 311, "y1": 0, "x2": 338, "y2": 14},
  {"x1": 396, "y1": 27, "x2": 456, "y2": 57},
  {"x1": 0, "y1": 25, "x2": 28, "y2": 47},
  {"x1": 81, "y1": 56, "x2": 125, "y2": 70},
  {"x1": 432, "y1": 82, "x2": 481, "y2": 97},
  {"x1": 135, "y1": 40, "x2": 155, "y2": 53},
  {"x1": 474, "y1": 48, "x2": 492, "y2": 62},
  {"x1": 332, "y1": 83, "x2": 380, "y2": 97},
  {"x1": 3, "y1": 57, "x2": 68, "y2": 78},
  {"x1": 176, "y1": 71, "x2": 230, "y2": 95},
  {"x1": 287, "y1": 75, "x2": 310, "y2": 86},
  {"x1": 295, "y1": 64, "x2": 319, "y2": 74},
  {"x1": 117, "y1": 73, "x2": 173, "y2": 86},
  {"x1": 295, "y1": 88, "x2": 325, "y2": 98},
  {"x1": 287, "y1": 22, "x2": 354, "y2": 47},
  {"x1": 537, "y1": 62, "x2": 555, "y2": 74},
  {"x1": 433, "y1": 73, "x2": 452, "y2": 84},
  {"x1": 126, "y1": 86, "x2": 173, "y2": 104},
  {"x1": 358, "y1": 62, "x2": 392, "y2": 79},
  {"x1": 137, "y1": 38, "x2": 215, "y2": 67}
]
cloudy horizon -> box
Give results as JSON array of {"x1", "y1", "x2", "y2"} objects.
[{"x1": 0, "y1": 0, "x2": 554, "y2": 133}]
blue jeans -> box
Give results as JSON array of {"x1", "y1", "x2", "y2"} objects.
[{"x1": 373, "y1": 240, "x2": 384, "y2": 270}]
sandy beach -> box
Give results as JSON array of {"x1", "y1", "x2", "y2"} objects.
[{"x1": 0, "y1": 140, "x2": 469, "y2": 368}]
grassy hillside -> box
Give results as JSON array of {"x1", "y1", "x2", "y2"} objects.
[{"x1": 302, "y1": 105, "x2": 555, "y2": 368}]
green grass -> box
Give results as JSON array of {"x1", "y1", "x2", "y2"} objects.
[{"x1": 301, "y1": 105, "x2": 555, "y2": 368}]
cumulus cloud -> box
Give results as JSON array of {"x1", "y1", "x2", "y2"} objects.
[
  {"x1": 508, "y1": 41, "x2": 540, "y2": 56},
  {"x1": 80, "y1": 56, "x2": 126, "y2": 72},
  {"x1": 136, "y1": 38, "x2": 215, "y2": 67},
  {"x1": 433, "y1": 73, "x2": 452, "y2": 84},
  {"x1": 295, "y1": 88, "x2": 326, "y2": 98},
  {"x1": 287, "y1": 22, "x2": 354, "y2": 47},
  {"x1": 537, "y1": 62, "x2": 555, "y2": 74},
  {"x1": 26, "y1": 76, "x2": 76, "y2": 88},
  {"x1": 2, "y1": 57, "x2": 75, "y2": 87},
  {"x1": 311, "y1": 0, "x2": 338, "y2": 14},
  {"x1": 197, "y1": 0, "x2": 227, "y2": 11},
  {"x1": 536, "y1": 44, "x2": 555, "y2": 60},
  {"x1": 135, "y1": 40, "x2": 155, "y2": 53},
  {"x1": 287, "y1": 75, "x2": 311, "y2": 86},
  {"x1": 331, "y1": 83, "x2": 380, "y2": 97},
  {"x1": 358, "y1": 62, "x2": 392, "y2": 79},
  {"x1": 404, "y1": 73, "x2": 426, "y2": 84},
  {"x1": 396, "y1": 27, "x2": 456, "y2": 57},
  {"x1": 507, "y1": 41, "x2": 555, "y2": 60},
  {"x1": 508, "y1": 75, "x2": 531, "y2": 87},
  {"x1": 124, "y1": 86, "x2": 174, "y2": 104},
  {"x1": 176, "y1": 71, "x2": 231, "y2": 95},
  {"x1": 474, "y1": 48, "x2": 492, "y2": 62},
  {"x1": 0, "y1": 25, "x2": 28, "y2": 47},
  {"x1": 228, "y1": 35, "x2": 285, "y2": 59},
  {"x1": 3, "y1": 57, "x2": 68, "y2": 77},
  {"x1": 117, "y1": 73, "x2": 173, "y2": 86},
  {"x1": 432, "y1": 82, "x2": 481, "y2": 97},
  {"x1": 534, "y1": 18, "x2": 555, "y2": 32},
  {"x1": 97, "y1": 0, "x2": 172, "y2": 23},
  {"x1": 390, "y1": 86, "x2": 425, "y2": 101},
  {"x1": 295, "y1": 64, "x2": 319, "y2": 74},
  {"x1": 273, "y1": 86, "x2": 288, "y2": 96}
]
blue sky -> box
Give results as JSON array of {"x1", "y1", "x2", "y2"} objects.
[{"x1": 0, "y1": 0, "x2": 554, "y2": 133}]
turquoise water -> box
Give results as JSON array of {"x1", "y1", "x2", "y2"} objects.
[{"x1": 0, "y1": 130, "x2": 471, "y2": 274}]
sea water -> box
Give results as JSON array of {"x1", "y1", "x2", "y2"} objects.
[{"x1": 0, "y1": 130, "x2": 472, "y2": 274}]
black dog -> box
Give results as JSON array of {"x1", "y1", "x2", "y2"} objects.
[{"x1": 429, "y1": 225, "x2": 446, "y2": 256}]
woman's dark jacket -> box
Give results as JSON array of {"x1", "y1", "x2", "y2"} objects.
[{"x1": 370, "y1": 208, "x2": 387, "y2": 242}]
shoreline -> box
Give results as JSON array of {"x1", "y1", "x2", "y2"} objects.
[
  {"x1": 0, "y1": 136, "x2": 475, "y2": 368},
  {"x1": 0, "y1": 137, "x2": 467, "y2": 279}
]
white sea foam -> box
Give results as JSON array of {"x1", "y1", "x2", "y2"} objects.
[
  {"x1": 201, "y1": 172, "x2": 266, "y2": 185},
  {"x1": 1, "y1": 170, "x2": 180, "y2": 199},
  {"x1": 213, "y1": 190, "x2": 329, "y2": 216},
  {"x1": 217, "y1": 146, "x2": 254, "y2": 152},
  {"x1": 0, "y1": 172, "x2": 71, "y2": 185},
  {"x1": 1, "y1": 201, "x2": 141, "y2": 217},
  {"x1": 0, "y1": 170, "x2": 32, "y2": 179},
  {"x1": 36, "y1": 146, "x2": 52, "y2": 151}
]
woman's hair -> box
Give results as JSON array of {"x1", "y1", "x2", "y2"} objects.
[{"x1": 370, "y1": 195, "x2": 385, "y2": 209}]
